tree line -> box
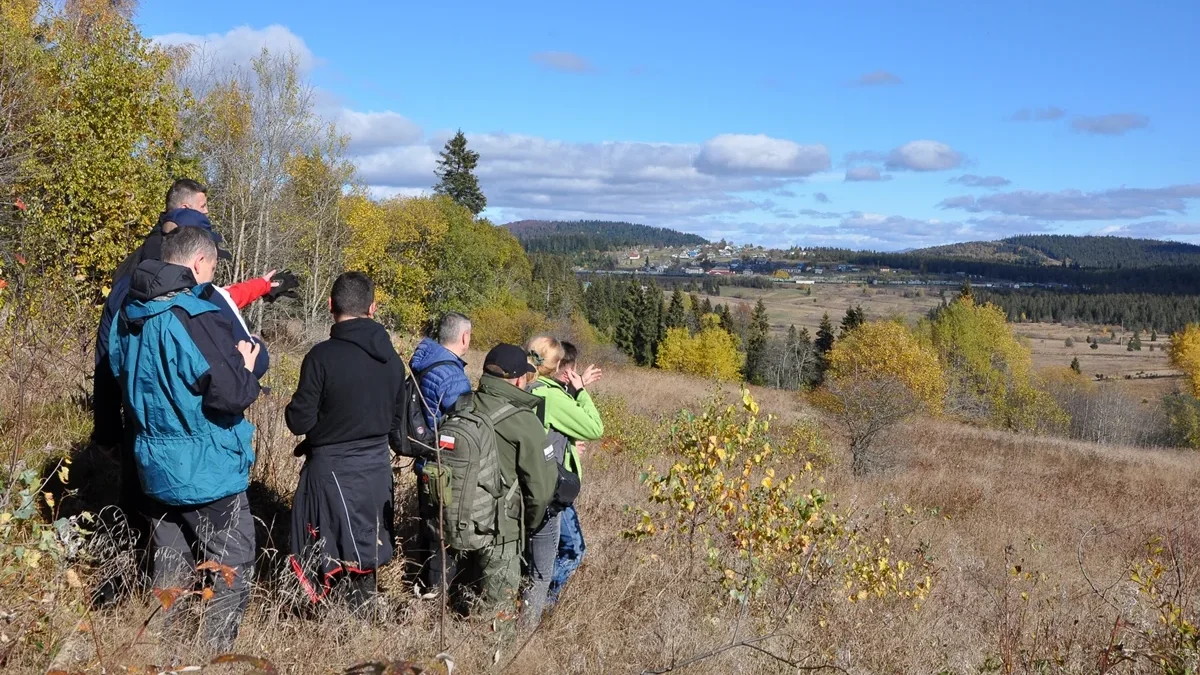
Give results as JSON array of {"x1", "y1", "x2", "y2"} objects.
[
  {"x1": 976, "y1": 290, "x2": 1200, "y2": 334},
  {"x1": 506, "y1": 220, "x2": 707, "y2": 255}
]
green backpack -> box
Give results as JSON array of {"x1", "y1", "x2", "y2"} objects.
[{"x1": 421, "y1": 393, "x2": 522, "y2": 552}]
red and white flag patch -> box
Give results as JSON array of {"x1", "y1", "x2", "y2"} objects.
[{"x1": 438, "y1": 435, "x2": 456, "y2": 450}]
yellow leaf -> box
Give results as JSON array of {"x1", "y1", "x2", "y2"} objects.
[
  {"x1": 43, "y1": 492, "x2": 55, "y2": 509},
  {"x1": 65, "y1": 569, "x2": 81, "y2": 589}
]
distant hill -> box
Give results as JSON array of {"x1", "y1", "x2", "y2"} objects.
[
  {"x1": 913, "y1": 235, "x2": 1200, "y2": 269},
  {"x1": 504, "y1": 220, "x2": 708, "y2": 254}
]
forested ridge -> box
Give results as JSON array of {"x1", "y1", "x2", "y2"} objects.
[
  {"x1": 911, "y1": 235, "x2": 1200, "y2": 269},
  {"x1": 505, "y1": 219, "x2": 707, "y2": 254}
]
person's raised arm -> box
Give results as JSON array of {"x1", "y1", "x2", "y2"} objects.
[{"x1": 547, "y1": 376, "x2": 605, "y2": 441}]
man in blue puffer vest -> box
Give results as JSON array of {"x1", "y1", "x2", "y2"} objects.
[
  {"x1": 408, "y1": 311, "x2": 472, "y2": 592},
  {"x1": 109, "y1": 227, "x2": 261, "y2": 651}
]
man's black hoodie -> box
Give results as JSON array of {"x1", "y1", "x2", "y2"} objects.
[{"x1": 284, "y1": 318, "x2": 406, "y2": 449}]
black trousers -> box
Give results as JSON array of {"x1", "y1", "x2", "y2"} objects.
[{"x1": 145, "y1": 492, "x2": 255, "y2": 652}]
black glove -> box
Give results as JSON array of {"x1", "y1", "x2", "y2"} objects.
[
  {"x1": 292, "y1": 438, "x2": 311, "y2": 458},
  {"x1": 265, "y1": 270, "x2": 299, "y2": 302}
]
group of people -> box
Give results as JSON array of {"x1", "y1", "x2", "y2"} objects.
[{"x1": 92, "y1": 179, "x2": 604, "y2": 651}]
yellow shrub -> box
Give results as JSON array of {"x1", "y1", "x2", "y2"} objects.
[
  {"x1": 656, "y1": 315, "x2": 742, "y2": 381},
  {"x1": 827, "y1": 320, "x2": 945, "y2": 413},
  {"x1": 1169, "y1": 324, "x2": 1200, "y2": 397}
]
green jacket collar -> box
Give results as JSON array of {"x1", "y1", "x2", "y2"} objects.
[
  {"x1": 478, "y1": 373, "x2": 542, "y2": 411},
  {"x1": 535, "y1": 375, "x2": 568, "y2": 392}
]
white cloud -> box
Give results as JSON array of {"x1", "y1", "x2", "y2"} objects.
[
  {"x1": 694, "y1": 134, "x2": 830, "y2": 176},
  {"x1": 940, "y1": 184, "x2": 1200, "y2": 221},
  {"x1": 885, "y1": 140, "x2": 963, "y2": 171},
  {"x1": 337, "y1": 110, "x2": 424, "y2": 153},
  {"x1": 1093, "y1": 220, "x2": 1200, "y2": 238},
  {"x1": 153, "y1": 24, "x2": 318, "y2": 78},
  {"x1": 845, "y1": 166, "x2": 891, "y2": 182},
  {"x1": 1071, "y1": 113, "x2": 1150, "y2": 136}
]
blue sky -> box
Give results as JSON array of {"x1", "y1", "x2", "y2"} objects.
[{"x1": 139, "y1": 0, "x2": 1200, "y2": 250}]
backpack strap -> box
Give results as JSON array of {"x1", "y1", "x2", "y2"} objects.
[
  {"x1": 487, "y1": 403, "x2": 519, "y2": 425},
  {"x1": 414, "y1": 359, "x2": 460, "y2": 379}
]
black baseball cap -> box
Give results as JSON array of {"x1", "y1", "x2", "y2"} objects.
[{"x1": 483, "y1": 343, "x2": 537, "y2": 379}]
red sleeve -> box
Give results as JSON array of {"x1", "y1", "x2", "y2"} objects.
[{"x1": 224, "y1": 277, "x2": 271, "y2": 309}]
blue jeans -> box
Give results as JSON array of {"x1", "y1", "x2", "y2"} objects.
[{"x1": 548, "y1": 506, "x2": 585, "y2": 604}]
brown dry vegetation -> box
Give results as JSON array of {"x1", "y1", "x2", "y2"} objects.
[{"x1": 11, "y1": 348, "x2": 1199, "y2": 674}]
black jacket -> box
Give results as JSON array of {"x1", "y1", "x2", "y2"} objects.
[{"x1": 285, "y1": 318, "x2": 406, "y2": 449}]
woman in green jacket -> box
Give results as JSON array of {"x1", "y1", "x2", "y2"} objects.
[{"x1": 524, "y1": 337, "x2": 604, "y2": 622}]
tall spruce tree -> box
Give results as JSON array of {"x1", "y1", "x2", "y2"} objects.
[
  {"x1": 814, "y1": 313, "x2": 837, "y2": 384},
  {"x1": 744, "y1": 299, "x2": 770, "y2": 384},
  {"x1": 839, "y1": 304, "x2": 865, "y2": 338},
  {"x1": 636, "y1": 279, "x2": 663, "y2": 365},
  {"x1": 434, "y1": 130, "x2": 487, "y2": 215},
  {"x1": 665, "y1": 287, "x2": 687, "y2": 328},
  {"x1": 718, "y1": 304, "x2": 735, "y2": 335},
  {"x1": 688, "y1": 293, "x2": 704, "y2": 332},
  {"x1": 958, "y1": 278, "x2": 974, "y2": 302},
  {"x1": 615, "y1": 281, "x2": 641, "y2": 359},
  {"x1": 701, "y1": 297, "x2": 714, "y2": 316},
  {"x1": 815, "y1": 312, "x2": 836, "y2": 355}
]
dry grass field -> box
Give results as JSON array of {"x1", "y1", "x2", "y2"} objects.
[{"x1": 28, "y1": 358, "x2": 1200, "y2": 674}]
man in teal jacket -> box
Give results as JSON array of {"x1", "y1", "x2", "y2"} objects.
[{"x1": 109, "y1": 227, "x2": 261, "y2": 651}]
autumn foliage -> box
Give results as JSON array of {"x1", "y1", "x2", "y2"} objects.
[
  {"x1": 826, "y1": 320, "x2": 945, "y2": 412},
  {"x1": 1169, "y1": 323, "x2": 1200, "y2": 397},
  {"x1": 655, "y1": 314, "x2": 743, "y2": 381}
]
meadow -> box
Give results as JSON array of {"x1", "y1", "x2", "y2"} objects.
[
  {"x1": 16, "y1": 350, "x2": 1199, "y2": 674},
  {"x1": 700, "y1": 283, "x2": 1183, "y2": 398}
]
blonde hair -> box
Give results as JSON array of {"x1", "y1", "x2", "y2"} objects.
[{"x1": 526, "y1": 335, "x2": 564, "y2": 378}]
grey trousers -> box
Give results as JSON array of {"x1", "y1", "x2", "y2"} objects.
[
  {"x1": 520, "y1": 511, "x2": 561, "y2": 630},
  {"x1": 146, "y1": 491, "x2": 255, "y2": 653}
]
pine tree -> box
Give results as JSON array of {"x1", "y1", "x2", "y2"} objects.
[
  {"x1": 635, "y1": 279, "x2": 663, "y2": 365},
  {"x1": 688, "y1": 293, "x2": 703, "y2": 332},
  {"x1": 814, "y1": 313, "x2": 836, "y2": 384},
  {"x1": 744, "y1": 299, "x2": 770, "y2": 384},
  {"x1": 701, "y1": 297, "x2": 714, "y2": 316},
  {"x1": 958, "y1": 279, "x2": 974, "y2": 302},
  {"x1": 615, "y1": 282, "x2": 641, "y2": 359},
  {"x1": 1128, "y1": 331, "x2": 1142, "y2": 352},
  {"x1": 718, "y1": 304, "x2": 735, "y2": 334},
  {"x1": 816, "y1": 313, "x2": 836, "y2": 355},
  {"x1": 839, "y1": 304, "x2": 865, "y2": 338},
  {"x1": 1070, "y1": 356, "x2": 1081, "y2": 374},
  {"x1": 665, "y1": 287, "x2": 687, "y2": 328},
  {"x1": 433, "y1": 130, "x2": 487, "y2": 215},
  {"x1": 1152, "y1": 330, "x2": 1159, "y2": 342}
]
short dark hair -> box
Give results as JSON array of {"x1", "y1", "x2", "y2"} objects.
[
  {"x1": 437, "y1": 312, "x2": 471, "y2": 345},
  {"x1": 165, "y1": 178, "x2": 207, "y2": 211},
  {"x1": 330, "y1": 272, "x2": 374, "y2": 317},
  {"x1": 161, "y1": 226, "x2": 216, "y2": 265},
  {"x1": 560, "y1": 341, "x2": 578, "y2": 369}
]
